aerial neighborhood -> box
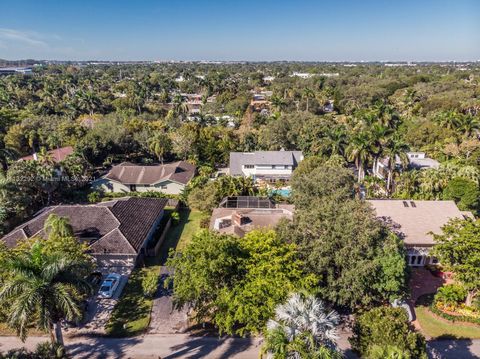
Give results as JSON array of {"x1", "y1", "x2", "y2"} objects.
[{"x1": 1, "y1": 15, "x2": 480, "y2": 358}]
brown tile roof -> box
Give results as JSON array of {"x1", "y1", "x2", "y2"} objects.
[
  {"x1": 1, "y1": 197, "x2": 167, "y2": 255},
  {"x1": 368, "y1": 200, "x2": 472, "y2": 246},
  {"x1": 105, "y1": 161, "x2": 196, "y2": 185},
  {"x1": 210, "y1": 207, "x2": 294, "y2": 237},
  {"x1": 20, "y1": 146, "x2": 74, "y2": 162}
]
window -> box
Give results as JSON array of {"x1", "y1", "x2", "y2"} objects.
[
  {"x1": 160, "y1": 185, "x2": 168, "y2": 189},
  {"x1": 402, "y1": 201, "x2": 409, "y2": 207},
  {"x1": 417, "y1": 256, "x2": 422, "y2": 265},
  {"x1": 130, "y1": 184, "x2": 137, "y2": 192},
  {"x1": 410, "y1": 201, "x2": 416, "y2": 208},
  {"x1": 144, "y1": 184, "x2": 150, "y2": 188},
  {"x1": 244, "y1": 165, "x2": 254, "y2": 169},
  {"x1": 272, "y1": 165, "x2": 276, "y2": 169}
]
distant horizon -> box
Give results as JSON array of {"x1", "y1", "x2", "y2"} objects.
[{"x1": 1, "y1": 58, "x2": 479, "y2": 64}]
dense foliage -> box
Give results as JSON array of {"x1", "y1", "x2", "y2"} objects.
[
  {"x1": 166, "y1": 229, "x2": 316, "y2": 335},
  {"x1": 350, "y1": 307, "x2": 427, "y2": 359},
  {"x1": 0, "y1": 62, "x2": 479, "y2": 233},
  {"x1": 432, "y1": 218, "x2": 480, "y2": 306},
  {"x1": 278, "y1": 163, "x2": 408, "y2": 309}
]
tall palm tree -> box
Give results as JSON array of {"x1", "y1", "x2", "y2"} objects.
[
  {"x1": 457, "y1": 115, "x2": 480, "y2": 138},
  {"x1": 0, "y1": 248, "x2": 93, "y2": 345},
  {"x1": 262, "y1": 293, "x2": 341, "y2": 359},
  {"x1": 347, "y1": 132, "x2": 372, "y2": 182},
  {"x1": 302, "y1": 88, "x2": 315, "y2": 112},
  {"x1": 383, "y1": 135, "x2": 409, "y2": 194}
]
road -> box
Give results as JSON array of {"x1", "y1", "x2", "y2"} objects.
[{"x1": 0, "y1": 334, "x2": 262, "y2": 359}]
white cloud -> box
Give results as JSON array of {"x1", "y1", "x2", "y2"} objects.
[{"x1": 0, "y1": 28, "x2": 49, "y2": 47}]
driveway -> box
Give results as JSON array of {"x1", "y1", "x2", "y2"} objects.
[
  {"x1": 148, "y1": 266, "x2": 189, "y2": 334},
  {"x1": 64, "y1": 273, "x2": 129, "y2": 336}
]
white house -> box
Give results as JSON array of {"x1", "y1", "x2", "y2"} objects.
[
  {"x1": 92, "y1": 161, "x2": 196, "y2": 195},
  {"x1": 229, "y1": 151, "x2": 303, "y2": 183},
  {"x1": 373, "y1": 152, "x2": 440, "y2": 179}
]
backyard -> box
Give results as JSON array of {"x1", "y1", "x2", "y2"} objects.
[{"x1": 105, "y1": 208, "x2": 204, "y2": 337}]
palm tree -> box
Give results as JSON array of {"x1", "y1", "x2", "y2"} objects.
[
  {"x1": 302, "y1": 88, "x2": 315, "y2": 112},
  {"x1": 0, "y1": 248, "x2": 93, "y2": 345},
  {"x1": 270, "y1": 95, "x2": 287, "y2": 113},
  {"x1": 347, "y1": 132, "x2": 372, "y2": 182},
  {"x1": 457, "y1": 115, "x2": 480, "y2": 138},
  {"x1": 262, "y1": 293, "x2": 341, "y2": 359},
  {"x1": 383, "y1": 135, "x2": 409, "y2": 194},
  {"x1": 148, "y1": 131, "x2": 172, "y2": 164}
]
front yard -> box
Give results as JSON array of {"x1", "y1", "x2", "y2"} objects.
[
  {"x1": 105, "y1": 208, "x2": 204, "y2": 337},
  {"x1": 416, "y1": 305, "x2": 480, "y2": 339}
]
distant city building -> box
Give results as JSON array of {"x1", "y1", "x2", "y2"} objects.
[{"x1": 0, "y1": 67, "x2": 33, "y2": 75}]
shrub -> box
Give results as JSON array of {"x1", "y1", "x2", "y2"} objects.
[
  {"x1": 142, "y1": 270, "x2": 159, "y2": 298},
  {"x1": 434, "y1": 284, "x2": 467, "y2": 309},
  {"x1": 350, "y1": 307, "x2": 427, "y2": 359},
  {"x1": 171, "y1": 211, "x2": 180, "y2": 225},
  {"x1": 199, "y1": 216, "x2": 210, "y2": 229},
  {"x1": 87, "y1": 191, "x2": 101, "y2": 203}
]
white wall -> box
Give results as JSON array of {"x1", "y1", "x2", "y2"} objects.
[{"x1": 92, "y1": 178, "x2": 185, "y2": 195}]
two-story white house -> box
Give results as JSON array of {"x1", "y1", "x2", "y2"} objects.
[
  {"x1": 228, "y1": 151, "x2": 303, "y2": 183},
  {"x1": 373, "y1": 152, "x2": 440, "y2": 179}
]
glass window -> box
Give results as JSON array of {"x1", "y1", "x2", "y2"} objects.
[{"x1": 130, "y1": 184, "x2": 137, "y2": 192}]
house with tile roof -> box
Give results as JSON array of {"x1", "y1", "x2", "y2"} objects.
[
  {"x1": 19, "y1": 146, "x2": 74, "y2": 162},
  {"x1": 368, "y1": 199, "x2": 473, "y2": 267},
  {"x1": 229, "y1": 151, "x2": 303, "y2": 183},
  {"x1": 210, "y1": 196, "x2": 294, "y2": 237},
  {"x1": 1, "y1": 197, "x2": 167, "y2": 274},
  {"x1": 92, "y1": 161, "x2": 196, "y2": 195}
]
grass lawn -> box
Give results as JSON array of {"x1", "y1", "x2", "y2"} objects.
[
  {"x1": 105, "y1": 208, "x2": 204, "y2": 337},
  {"x1": 105, "y1": 265, "x2": 159, "y2": 337},
  {"x1": 162, "y1": 208, "x2": 204, "y2": 253},
  {"x1": 416, "y1": 305, "x2": 480, "y2": 339}
]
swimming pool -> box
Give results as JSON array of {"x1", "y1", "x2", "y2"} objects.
[{"x1": 271, "y1": 188, "x2": 292, "y2": 197}]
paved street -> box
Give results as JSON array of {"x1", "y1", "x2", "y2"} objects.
[{"x1": 0, "y1": 334, "x2": 261, "y2": 359}]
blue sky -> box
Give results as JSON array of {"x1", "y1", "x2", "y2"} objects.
[{"x1": 0, "y1": 0, "x2": 479, "y2": 61}]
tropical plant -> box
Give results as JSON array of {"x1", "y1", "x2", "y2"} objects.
[
  {"x1": 262, "y1": 293, "x2": 341, "y2": 359},
  {"x1": 0, "y1": 242, "x2": 93, "y2": 345}
]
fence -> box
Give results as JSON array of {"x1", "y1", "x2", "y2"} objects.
[{"x1": 147, "y1": 199, "x2": 180, "y2": 257}]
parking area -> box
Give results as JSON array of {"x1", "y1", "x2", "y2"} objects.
[{"x1": 64, "y1": 270, "x2": 131, "y2": 336}]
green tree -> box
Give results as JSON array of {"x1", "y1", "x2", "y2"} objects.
[
  {"x1": 350, "y1": 307, "x2": 427, "y2": 359},
  {"x1": 148, "y1": 131, "x2": 172, "y2": 164},
  {"x1": 442, "y1": 177, "x2": 480, "y2": 214},
  {"x1": 432, "y1": 218, "x2": 480, "y2": 306},
  {"x1": 383, "y1": 135, "x2": 409, "y2": 194},
  {"x1": 166, "y1": 230, "x2": 316, "y2": 336},
  {"x1": 0, "y1": 242, "x2": 93, "y2": 345}
]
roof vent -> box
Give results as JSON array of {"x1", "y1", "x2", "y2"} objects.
[
  {"x1": 402, "y1": 201, "x2": 409, "y2": 208},
  {"x1": 410, "y1": 201, "x2": 416, "y2": 208}
]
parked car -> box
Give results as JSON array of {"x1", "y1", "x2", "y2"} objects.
[{"x1": 98, "y1": 273, "x2": 122, "y2": 298}]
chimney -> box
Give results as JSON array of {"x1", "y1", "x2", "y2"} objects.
[{"x1": 232, "y1": 212, "x2": 246, "y2": 226}]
